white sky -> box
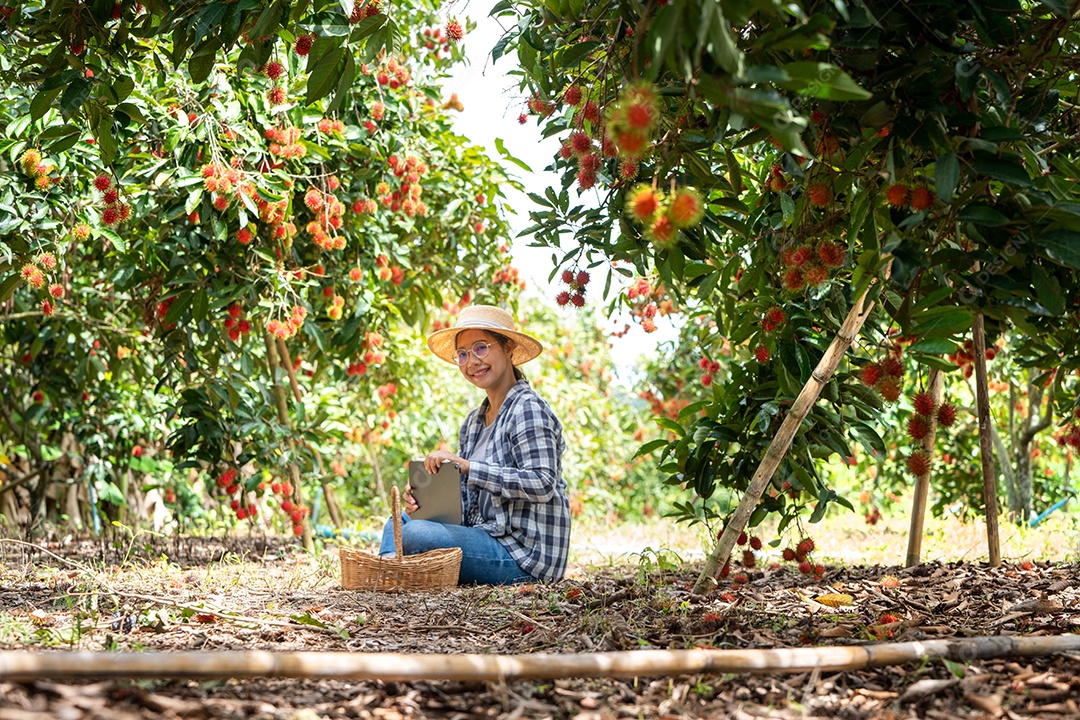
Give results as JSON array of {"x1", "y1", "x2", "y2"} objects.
[{"x1": 443, "y1": 0, "x2": 678, "y2": 380}]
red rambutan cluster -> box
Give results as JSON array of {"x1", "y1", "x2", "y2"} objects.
[{"x1": 555, "y1": 267, "x2": 590, "y2": 308}]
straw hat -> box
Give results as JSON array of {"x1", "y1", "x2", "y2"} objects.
[{"x1": 427, "y1": 305, "x2": 543, "y2": 366}]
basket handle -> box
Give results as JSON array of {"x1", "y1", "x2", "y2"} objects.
[{"x1": 391, "y1": 485, "x2": 403, "y2": 558}]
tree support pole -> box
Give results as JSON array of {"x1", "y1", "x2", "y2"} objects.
[
  {"x1": 905, "y1": 368, "x2": 943, "y2": 567},
  {"x1": 972, "y1": 314, "x2": 1001, "y2": 566},
  {"x1": 3, "y1": 635, "x2": 1078, "y2": 681},
  {"x1": 264, "y1": 334, "x2": 314, "y2": 552},
  {"x1": 692, "y1": 271, "x2": 887, "y2": 594},
  {"x1": 274, "y1": 339, "x2": 344, "y2": 529}
]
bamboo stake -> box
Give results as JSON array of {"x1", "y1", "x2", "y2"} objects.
[
  {"x1": 265, "y1": 334, "x2": 314, "y2": 552},
  {"x1": 692, "y1": 270, "x2": 888, "y2": 594},
  {"x1": 275, "y1": 338, "x2": 344, "y2": 529},
  {"x1": 905, "y1": 368, "x2": 943, "y2": 567},
  {"x1": 972, "y1": 314, "x2": 1001, "y2": 567},
  {"x1": 3, "y1": 635, "x2": 1078, "y2": 682}
]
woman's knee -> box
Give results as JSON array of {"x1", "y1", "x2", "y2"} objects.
[{"x1": 399, "y1": 519, "x2": 445, "y2": 554}]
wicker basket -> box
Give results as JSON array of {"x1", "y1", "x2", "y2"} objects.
[{"x1": 340, "y1": 486, "x2": 462, "y2": 592}]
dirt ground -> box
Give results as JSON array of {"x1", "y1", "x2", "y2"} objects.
[{"x1": 1, "y1": 531, "x2": 1079, "y2": 720}]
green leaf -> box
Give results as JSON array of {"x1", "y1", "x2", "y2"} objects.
[
  {"x1": 30, "y1": 86, "x2": 62, "y2": 121},
  {"x1": 307, "y1": 47, "x2": 345, "y2": 104},
  {"x1": 1035, "y1": 230, "x2": 1080, "y2": 270},
  {"x1": 645, "y1": 4, "x2": 682, "y2": 81},
  {"x1": 350, "y1": 11, "x2": 387, "y2": 40},
  {"x1": 1032, "y1": 265, "x2": 1065, "y2": 315},
  {"x1": 973, "y1": 153, "x2": 1032, "y2": 188},
  {"x1": 906, "y1": 338, "x2": 958, "y2": 354},
  {"x1": 654, "y1": 417, "x2": 685, "y2": 437},
  {"x1": 910, "y1": 352, "x2": 959, "y2": 371},
  {"x1": 97, "y1": 228, "x2": 128, "y2": 253},
  {"x1": 778, "y1": 62, "x2": 872, "y2": 100},
  {"x1": 0, "y1": 273, "x2": 20, "y2": 302},
  {"x1": 115, "y1": 102, "x2": 147, "y2": 124},
  {"x1": 96, "y1": 112, "x2": 117, "y2": 166},
  {"x1": 189, "y1": 49, "x2": 216, "y2": 85},
  {"x1": 555, "y1": 41, "x2": 601, "y2": 67},
  {"x1": 326, "y1": 51, "x2": 356, "y2": 114},
  {"x1": 59, "y1": 78, "x2": 92, "y2": 117},
  {"x1": 958, "y1": 204, "x2": 1009, "y2": 227},
  {"x1": 249, "y1": 0, "x2": 285, "y2": 41},
  {"x1": 910, "y1": 309, "x2": 972, "y2": 334},
  {"x1": 495, "y1": 137, "x2": 532, "y2": 173},
  {"x1": 706, "y1": 5, "x2": 742, "y2": 76},
  {"x1": 935, "y1": 152, "x2": 959, "y2": 202}
]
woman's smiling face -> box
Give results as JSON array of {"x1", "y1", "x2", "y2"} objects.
[{"x1": 455, "y1": 329, "x2": 515, "y2": 389}]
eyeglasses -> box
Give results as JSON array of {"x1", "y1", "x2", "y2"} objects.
[{"x1": 454, "y1": 342, "x2": 496, "y2": 366}]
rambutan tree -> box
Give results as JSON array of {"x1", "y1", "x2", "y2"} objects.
[
  {"x1": 495, "y1": 0, "x2": 1080, "y2": 588},
  {"x1": 0, "y1": 0, "x2": 522, "y2": 541}
]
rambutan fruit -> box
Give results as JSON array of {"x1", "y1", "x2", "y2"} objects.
[
  {"x1": 626, "y1": 184, "x2": 661, "y2": 221},
  {"x1": 936, "y1": 403, "x2": 957, "y2": 427},
  {"x1": 646, "y1": 213, "x2": 679, "y2": 247},
  {"x1": 782, "y1": 267, "x2": 806, "y2": 292},
  {"x1": 906, "y1": 450, "x2": 931, "y2": 477},
  {"x1": 885, "y1": 183, "x2": 908, "y2": 208},
  {"x1": 912, "y1": 391, "x2": 935, "y2": 417},
  {"x1": 569, "y1": 131, "x2": 592, "y2": 155},
  {"x1": 563, "y1": 85, "x2": 582, "y2": 106},
  {"x1": 754, "y1": 346, "x2": 770, "y2": 363},
  {"x1": 805, "y1": 264, "x2": 830, "y2": 287},
  {"x1": 909, "y1": 185, "x2": 933, "y2": 211},
  {"x1": 93, "y1": 174, "x2": 112, "y2": 192},
  {"x1": 612, "y1": 129, "x2": 648, "y2": 157},
  {"x1": 817, "y1": 241, "x2": 846, "y2": 268},
  {"x1": 668, "y1": 187, "x2": 705, "y2": 228},
  {"x1": 877, "y1": 376, "x2": 902, "y2": 403},
  {"x1": 860, "y1": 363, "x2": 883, "y2": 387},
  {"x1": 797, "y1": 537, "x2": 815, "y2": 555},
  {"x1": 263, "y1": 61, "x2": 285, "y2": 80},
  {"x1": 881, "y1": 356, "x2": 904, "y2": 378},
  {"x1": 807, "y1": 181, "x2": 832, "y2": 207},
  {"x1": 789, "y1": 245, "x2": 814, "y2": 268},
  {"x1": 907, "y1": 414, "x2": 930, "y2": 441},
  {"x1": 445, "y1": 19, "x2": 464, "y2": 42},
  {"x1": 294, "y1": 34, "x2": 314, "y2": 56},
  {"x1": 765, "y1": 306, "x2": 786, "y2": 326}
]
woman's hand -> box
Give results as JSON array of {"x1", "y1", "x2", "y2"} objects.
[
  {"x1": 424, "y1": 449, "x2": 469, "y2": 477},
  {"x1": 402, "y1": 485, "x2": 419, "y2": 515}
]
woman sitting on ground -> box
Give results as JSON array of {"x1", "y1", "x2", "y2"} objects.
[{"x1": 378, "y1": 304, "x2": 571, "y2": 584}]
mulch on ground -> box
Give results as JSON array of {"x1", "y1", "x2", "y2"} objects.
[{"x1": 1, "y1": 535, "x2": 1078, "y2": 719}]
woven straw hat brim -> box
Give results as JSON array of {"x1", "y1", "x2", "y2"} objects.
[{"x1": 427, "y1": 306, "x2": 543, "y2": 366}]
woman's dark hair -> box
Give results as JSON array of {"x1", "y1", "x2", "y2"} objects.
[{"x1": 461, "y1": 329, "x2": 525, "y2": 381}]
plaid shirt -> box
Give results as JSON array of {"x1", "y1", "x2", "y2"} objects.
[{"x1": 458, "y1": 380, "x2": 570, "y2": 582}]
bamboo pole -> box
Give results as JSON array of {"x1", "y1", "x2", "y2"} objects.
[
  {"x1": 971, "y1": 314, "x2": 1001, "y2": 567},
  {"x1": 905, "y1": 368, "x2": 944, "y2": 567},
  {"x1": 2, "y1": 635, "x2": 1078, "y2": 682},
  {"x1": 264, "y1": 334, "x2": 315, "y2": 552},
  {"x1": 275, "y1": 338, "x2": 344, "y2": 529},
  {"x1": 692, "y1": 269, "x2": 888, "y2": 594}
]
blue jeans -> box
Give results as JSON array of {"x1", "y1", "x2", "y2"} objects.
[{"x1": 379, "y1": 514, "x2": 533, "y2": 585}]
